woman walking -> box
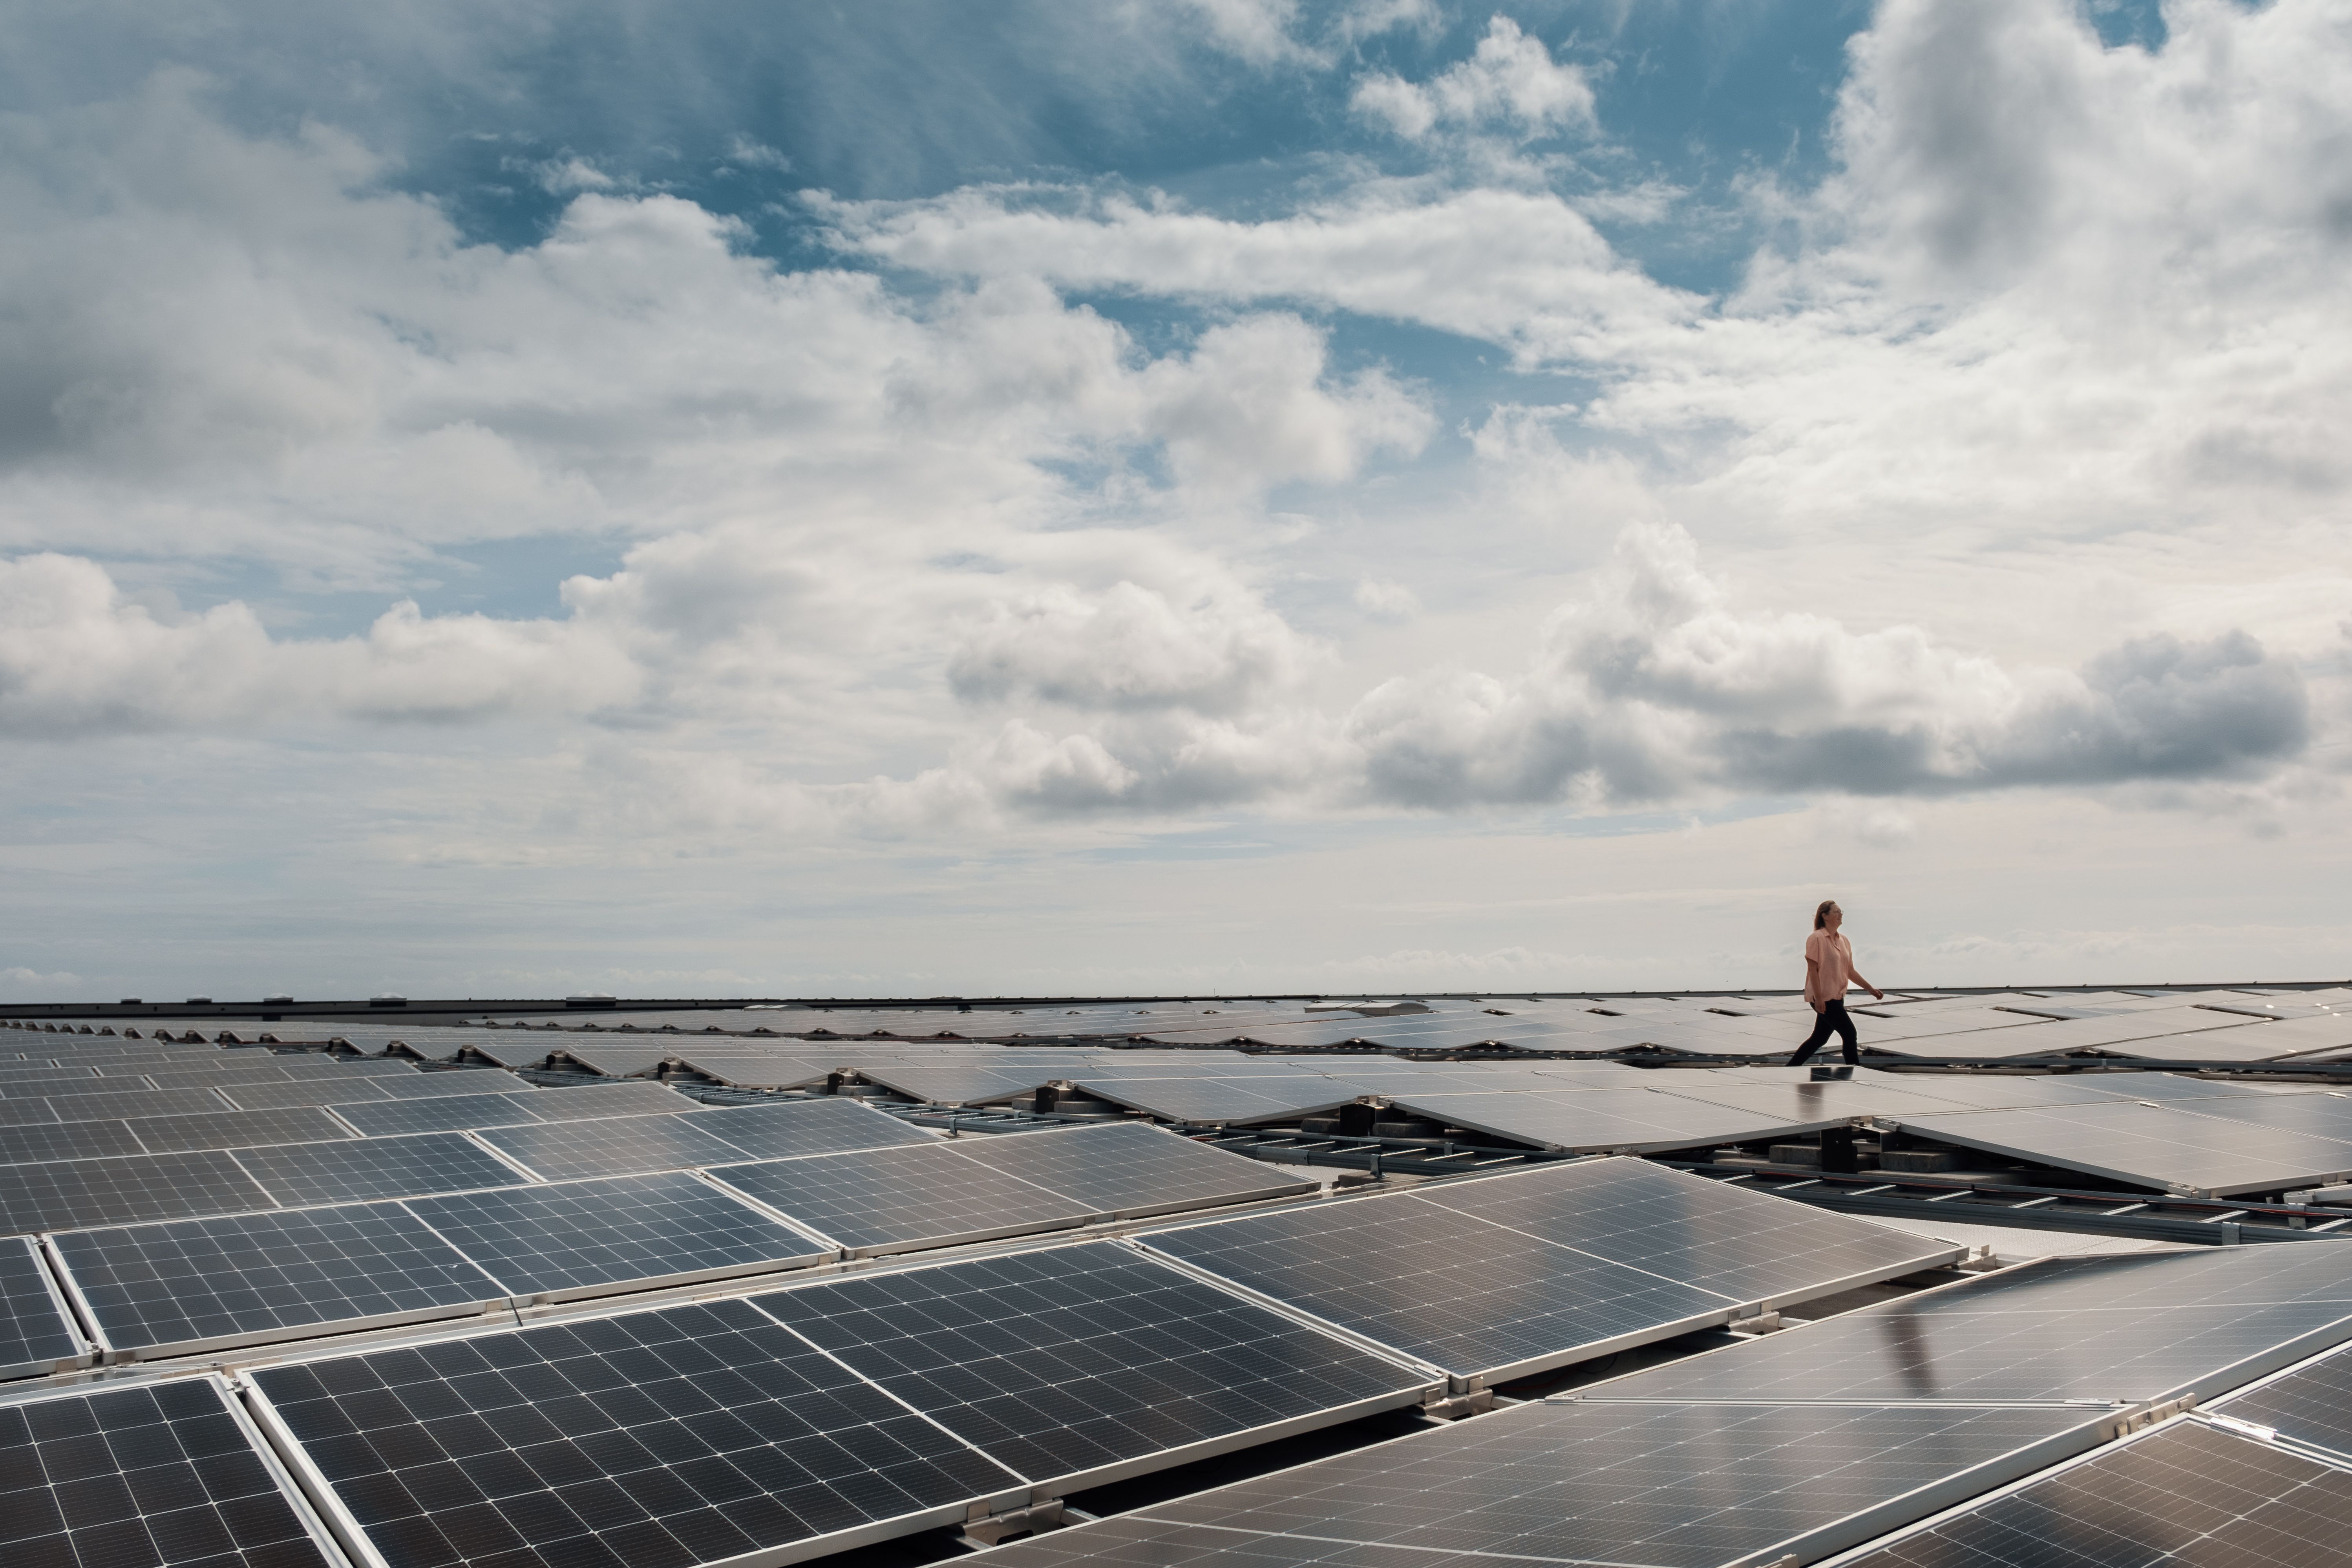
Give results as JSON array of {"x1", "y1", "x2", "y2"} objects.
[{"x1": 1791, "y1": 899, "x2": 1884, "y2": 1067}]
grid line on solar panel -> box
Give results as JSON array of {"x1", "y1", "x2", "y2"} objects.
[
  {"x1": 1885, "y1": 1102, "x2": 2352, "y2": 1197},
  {"x1": 753, "y1": 1242, "x2": 1431, "y2": 1489},
  {"x1": 228, "y1": 1133, "x2": 536, "y2": 1207},
  {"x1": 0, "y1": 1234, "x2": 87, "y2": 1376},
  {"x1": 401, "y1": 1171, "x2": 832, "y2": 1303},
  {"x1": 0, "y1": 1376, "x2": 338, "y2": 1568},
  {"x1": 1842, "y1": 1417, "x2": 2352, "y2": 1568},
  {"x1": 1584, "y1": 1244, "x2": 2352, "y2": 1407},
  {"x1": 330, "y1": 1092, "x2": 552, "y2": 1137},
  {"x1": 1018, "y1": 1400, "x2": 2118, "y2": 1568},
  {"x1": 125, "y1": 1106, "x2": 360, "y2": 1156},
  {"x1": 706, "y1": 1140, "x2": 1095, "y2": 1256},
  {"x1": 0, "y1": 1149, "x2": 278, "y2": 1235},
  {"x1": 964, "y1": 1517, "x2": 1559, "y2": 1567},
  {"x1": 53, "y1": 1204, "x2": 506, "y2": 1356},
  {"x1": 248, "y1": 1294, "x2": 1026, "y2": 1568}
]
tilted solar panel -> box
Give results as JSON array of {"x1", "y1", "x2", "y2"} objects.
[
  {"x1": 1586, "y1": 1244, "x2": 2352, "y2": 1406},
  {"x1": 680, "y1": 1096, "x2": 938, "y2": 1160},
  {"x1": 706, "y1": 1140, "x2": 1092, "y2": 1255},
  {"x1": 952, "y1": 1121, "x2": 1316, "y2": 1218},
  {"x1": 1883, "y1": 1102, "x2": 2352, "y2": 1197},
  {"x1": 0, "y1": 1149, "x2": 277, "y2": 1235},
  {"x1": 983, "y1": 1400, "x2": 2119, "y2": 1568},
  {"x1": 249, "y1": 1296, "x2": 1026, "y2": 1568},
  {"x1": 501, "y1": 1082, "x2": 697, "y2": 1120},
  {"x1": 227, "y1": 1132, "x2": 532, "y2": 1206},
  {"x1": 53, "y1": 1204, "x2": 505, "y2": 1357},
  {"x1": 126, "y1": 1106, "x2": 358, "y2": 1156},
  {"x1": 0, "y1": 1234, "x2": 86, "y2": 1377},
  {"x1": 402, "y1": 1171, "x2": 833, "y2": 1302},
  {"x1": 757, "y1": 1242, "x2": 1429, "y2": 1489},
  {"x1": 330, "y1": 1092, "x2": 550, "y2": 1137},
  {"x1": 472, "y1": 1112, "x2": 748, "y2": 1180},
  {"x1": 0, "y1": 1117, "x2": 152, "y2": 1164},
  {"x1": 1844, "y1": 1418, "x2": 2352, "y2": 1568},
  {"x1": 213, "y1": 1078, "x2": 397, "y2": 1110},
  {"x1": 2, "y1": 1378, "x2": 339, "y2": 1568}
]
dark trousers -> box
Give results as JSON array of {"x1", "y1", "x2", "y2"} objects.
[{"x1": 1791, "y1": 998, "x2": 1859, "y2": 1066}]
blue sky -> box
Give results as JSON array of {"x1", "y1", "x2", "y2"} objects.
[{"x1": 1, "y1": 0, "x2": 2345, "y2": 1000}]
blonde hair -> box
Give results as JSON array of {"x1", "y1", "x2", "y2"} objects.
[{"x1": 1814, "y1": 899, "x2": 1838, "y2": 930}]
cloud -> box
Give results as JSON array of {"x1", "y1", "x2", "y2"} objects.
[
  {"x1": 1351, "y1": 16, "x2": 1595, "y2": 142},
  {"x1": 1354, "y1": 578, "x2": 1420, "y2": 622},
  {"x1": 1342, "y1": 524, "x2": 2308, "y2": 808},
  {"x1": 0, "y1": 553, "x2": 638, "y2": 735}
]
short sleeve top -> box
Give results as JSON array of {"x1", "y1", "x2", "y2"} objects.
[{"x1": 1805, "y1": 929, "x2": 1853, "y2": 1003}]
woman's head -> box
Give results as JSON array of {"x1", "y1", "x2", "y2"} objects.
[{"x1": 1814, "y1": 899, "x2": 1840, "y2": 930}]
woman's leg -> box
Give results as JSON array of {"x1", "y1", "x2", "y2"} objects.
[
  {"x1": 1832, "y1": 1000, "x2": 1860, "y2": 1065},
  {"x1": 1789, "y1": 1007, "x2": 1836, "y2": 1065}
]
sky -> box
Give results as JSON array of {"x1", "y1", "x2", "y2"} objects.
[{"x1": 2, "y1": 0, "x2": 2349, "y2": 1001}]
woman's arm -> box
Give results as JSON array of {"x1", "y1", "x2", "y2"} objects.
[
  {"x1": 1804, "y1": 954, "x2": 1824, "y2": 1011},
  {"x1": 1848, "y1": 962, "x2": 1884, "y2": 1001}
]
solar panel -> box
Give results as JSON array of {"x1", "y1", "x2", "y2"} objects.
[
  {"x1": 680, "y1": 1097, "x2": 939, "y2": 1160},
  {"x1": 1141, "y1": 1159, "x2": 1954, "y2": 1381},
  {"x1": 757, "y1": 1242, "x2": 1430, "y2": 1489},
  {"x1": 0, "y1": 1234, "x2": 87, "y2": 1377},
  {"x1": 987, "y1": 1399, "x2": 2116, "y2": 1568},
  {"x1": 506, "y1": 1082, "x2": 698, "y2": 1121},
  {"x1": 402, "y1": 1171, "x2": 832, "y2": 1303},
  {"x1": 1376, "y1": 1088, "x2": 1836, "y2": 1153},
  {"x1": 1587, "y1": 1244, "x2": 2352, "y2": 1406},
  {"x1": 1073, "y1": 1076, "x2": 1361, "y2": 1125},
  {"x1": 1845, "y1": 1418, "x2": 2352, "y2": 1567},
  {"x1": 249, "y1": 1296, "x2": 1026, "y2": 1568},
  {"x1": 40, "y1": 1086, "x2": 255, "y2": 1122},
  {"x1": 227, "y1": 1132, "x2": 534, "y2": 1206},
  {"x1": 330, "y1": 1091, "x2": 550, "y2": 1137},
  {"x1": 473, "y1": 1113, "x2": 749, "y2": 1179},
  {"x1": 214, "y1": 1078, "x2": 397, "y2": 1110},
  {"x1": 0, "y1": 1117, "x2": 152, "y2": 1164},
  {"x1": 707, "y1": 1141, "x2": 1092, "y2": 1256},
  {"x1": 0, "y1": 1150, "x2": 277, "y2": 1235},
  {"x1": 369, "y1": 1070, "x2": 531, "y2": 1098},
  {"x1": 2215, "y1": 1340, "x2": 2352, "y2": 1462},
  {"x1": 53, "y1": 1204, "x2": 506, "y2": 1358},
  {"x1": 2, "y1": 1378, "x2": 338, "y2": 1568},
  {"x1": 1885, "y1": 1102, "x2": 2352, "y2": 1197},
  {"x1": 126, "y1": 1106, "x2": 358, "y2": 1156},
  {"x1": 954, "y1": 1122, "x2": 1317, "y2": 1218}
]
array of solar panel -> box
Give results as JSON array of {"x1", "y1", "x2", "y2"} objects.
[
  {"x1": 54, "y1": 1205, "x2": 503, "y2": 1354},
  {"x1": 2, "y1": 1377, "x2": 336, "y2": 1568},
  {"x1": 0, "y1": 1234, "x2": 83, "y2": 1377},
  {"x1": 666, "y1": 1098, "x2": 936, "y2": 1160},
  {"x1": 1846, "y1": 1418, "x2": 2352, "y2": 1567},
  {"x1": 950, "y1": 1122, "x2": 1314, "y2": 1217},
  {"x1": 981, "y1": 1398, "x2": 2113, "y2": 1568},
  {"x1": 757, "y1": 1242, "x2": 1428, "y2": 1486},
  {"x1": 1141, "y1": 1157, "x2": 1955, "y2": 1379},
  {"x1": 250, "y1": 1294, "x2": 1031, "y2": 1568},
  {"x1": 329, "y1": 1082, "x2": 687, "y2": 1138},
  {"x1": 402, "y1": 1171, "x2": 832, "y2": 1300},
  {"x1": 1588, "y1": 1243, "x2": 2352, "y2": 1405}
]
